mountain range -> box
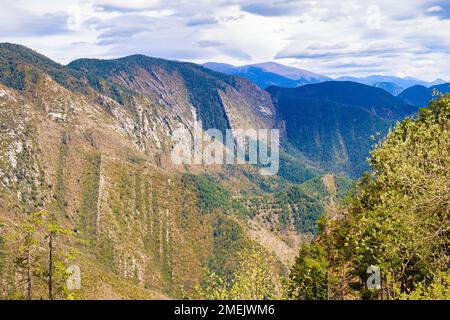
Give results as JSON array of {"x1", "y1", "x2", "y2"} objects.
[
  {"x1": 335, "y1": 75, "x2": 446, "y2": 91},
  {"x1": 398, "y1": 83, "x2": 450, "y2": 107},
  {"x1": 203, "y1": 61, "x2": 447, "y2": 96},
  {"x1": 0, "y1": 43, "x2": 342, "y2": 299},
  {"x1": 0, "y1": 42, "x2": 441, "y2": 299},
  {"x1": 203, "y1": 62, "x2": 330, "y2": 89},
  {"x1": 202, "y1": 59, "x2": 425, "y2": 176},
  {"x1": 267, "y1": 81, "x2": 418, "y2": 177}
]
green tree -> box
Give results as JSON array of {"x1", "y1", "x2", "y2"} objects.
[
  {"x1": 287, "y1": 242, "x2": 330, "y2": 300},
  {"x1": 289, "y1": 94, "x2": 450, "y2": 300},
  {"x1": 344, "y1": 94, "x2": 450, "y2": 298},
  {"x1": 44, "y1": 222, "x2": 75, "y2": 300},
  {"x1": 0, "y1": 220, "x2": 14, "y2": 298},
  {"x1": 14, "y1": 211, "x2": 44, "y2": 300},
  {"x1": 10, "y1": 211, "x2": 76, "y2": 300},
  {"x1": 198, "y1": 246, "x2": 282, "y2": 300},
  {"x1": 400, "y1": 272, "x2": 450, "y2": 300}
]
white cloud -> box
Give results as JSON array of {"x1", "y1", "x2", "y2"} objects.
[
  {"x1": 0, "y1": 0, "x2": 448, "y2": 81},
  {"x1": 427, "y1": 5, "x2": 443, "y2": 13}
]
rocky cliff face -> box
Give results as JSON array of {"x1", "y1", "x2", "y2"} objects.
[{"x1": 68, "y1": 54, "x2": 278, "y2": 138}]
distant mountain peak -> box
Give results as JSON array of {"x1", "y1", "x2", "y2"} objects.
[
  {"x1": 247, "y1": 61, "x2": 329, "y2": 81},
  {"x1": 202, "y1": 61, "x2": 329, "y2": 89},
  {"x1": 336, "y1": 74, "x2": 446, "y2": 92},
  {"x1": 201, "y1": 62, "x2": 236, "y2": 74},
  {"x1": 429, "y1": 78, "x2": 447, "y2": 87},
  {"x1": 373, "y1": 81, "x2": 404, "y2": 96},
  {"x1": 398, "y1": 82, "x2": 450, "y2": 107}
]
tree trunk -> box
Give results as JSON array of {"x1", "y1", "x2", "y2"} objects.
[
  {"x1": 26, "y1": 250, "x2": 32, "y2": 300},
  {"x1": 48, "y1": 232, "x2": 53, "y2": 300}
]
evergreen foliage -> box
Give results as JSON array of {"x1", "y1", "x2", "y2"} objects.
[{"x1": 288, "y1": 94, "x2": 450, "y2": 299}]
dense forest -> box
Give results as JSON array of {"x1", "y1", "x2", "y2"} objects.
[{"x1": 287, "y1": 93, "x2": 450, "y2": 299}]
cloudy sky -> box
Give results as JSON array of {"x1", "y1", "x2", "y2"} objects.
[{"x1": 1, "y1": 0, "x2": 449, "y2": 80}]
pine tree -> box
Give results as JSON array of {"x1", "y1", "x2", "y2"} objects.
[{"x1": 14, "y1": 211, "x2": 44, "y2": 300}]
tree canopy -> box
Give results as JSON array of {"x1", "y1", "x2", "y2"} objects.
[{"x1": 289, "y1": 94, "x2": 450, "y2": 299}]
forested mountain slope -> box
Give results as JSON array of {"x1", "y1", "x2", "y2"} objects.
[
  {"x1": 398, "y1": 83, "x2": 450, "y2": 107},
  {"x1": 267, "y1": 81, "x2": 419, "y2": 177}
]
